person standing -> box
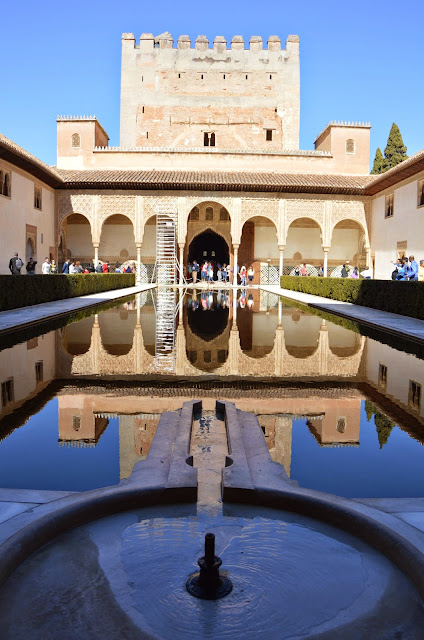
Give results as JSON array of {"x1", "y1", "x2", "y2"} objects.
[
  {"x1": 300, "y1": 264, "x2": 308, "y2": 277},
  {"x1": 192, "y1": 260, "x2": 199, "y2": 284},
  {"x1": 418, "y1": 260, "x2": 424, "y2": 282},
  {"x1": 41, "y1": 257, "x2": 51, "y2": 274},
  {"x1": 9, "y1": 252, "x2": 23, "y2": 275},
  {"x1": 247, "y1": 265, "x2": 255, "y2": 285},
  {"x1": 62, "y1": 259, "x2": 70, "y2": 274},
  {"x1": 239, "y1": 265, "x2": 247, "y2": 286},
  {"x1": 407, "y1": 255, "x2": 419, "y2": 281},
  {"x1": 341, "y1": 264, "x2": 348, "y2": 278},
  {"x1": 26, "y1": 257, "x2": 37, "y2": 274},
  {"x1": 50, "y1": 259, "x2": 58, "y2": 274},
  {"x1": 95, "y1": 262, "x2": 103, "y2": 273}
]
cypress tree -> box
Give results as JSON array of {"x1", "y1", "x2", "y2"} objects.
[
  {"x1": 370, "y1": 147, "x2": 385, "y2": 174},
  {"x1": 383, "y1": 123, "x2": 408, "y2": 170}
]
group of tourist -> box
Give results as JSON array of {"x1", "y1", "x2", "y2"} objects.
[
  {"x1": 188, "y1": 289, "x2": 255, "y2": 311},
  {"x1": 391, "y1": 255, "x2": 424, "y2": 281},
  {"x1": 8, "y1": 254, "x2": 138, "y2": 275},
  {"x1": 187, "y1": 260, "x2": 255, "y2": 285}
]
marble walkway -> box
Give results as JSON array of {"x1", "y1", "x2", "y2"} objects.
[
  {"x1": 261, "y1": 284, "x2": 424, "y2": 344},
  {"x1": 0, "y1": 283, "x2": 156, "y2": 334}
]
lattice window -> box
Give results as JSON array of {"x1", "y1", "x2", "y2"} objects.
[
  {"x1": 205, "y1": 207, "x2": 214, "y2": 221},
  {"x1": 72, "y1": 416, "x2": 81, "y2": 431},
  {"x1": 409, "y1": 380, "x2": 421, "y2": 411},
  {"x1": 34, "y1": 185, "x2": 42, "y2": 210},
  {"x1": 71, "y1": 133, "x2": 81, "y2": 148},
  {"x1": 385, "y1": 194, "x2": 394, "y2": 218},
  {"x1": 1, "y1": 379, "x2": 14, "y2": 407},
  {"x1": 346, "y1": 139, "x2": 355, "y2": 154},
  {"x1": 336, "y1": 417, "x2": 346, "y2": 433},
  {"x1": 378, "y1": 364, "x2": 387, "y2": 390},
  {"x1": 418, "y1": 180, "x2": 424, "y2": 207},
  {"x1": 190, "y1": 207, "x2": 199, "y2": 221}
]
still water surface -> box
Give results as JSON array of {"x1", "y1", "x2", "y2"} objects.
[{"x1": 0, "y1": 288, "x2": 423, "y2": 496}]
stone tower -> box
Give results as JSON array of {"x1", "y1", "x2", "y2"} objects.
[{"x1": 120, "y1": 32, "x2": 300, "y2": 151}]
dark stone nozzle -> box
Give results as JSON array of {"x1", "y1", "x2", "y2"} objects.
[{"x1": 186, "y1": 533, "x2": 233, "y2": 600}]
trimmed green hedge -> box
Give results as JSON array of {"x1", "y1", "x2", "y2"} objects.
[
  {"x1": 0, "y1": 274, "x2": 135, "y2": 312},
  {"x1": 280, "y1": 276, "x2": 424, "y2": 320}
]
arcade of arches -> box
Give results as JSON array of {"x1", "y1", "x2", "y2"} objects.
[{"x1": 57, "y1": 193, "x2": 371, "y2": 281}]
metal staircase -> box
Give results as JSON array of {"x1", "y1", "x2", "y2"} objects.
[{"x1": 154, "y1": 288, "x2": 177, "y2": 372}]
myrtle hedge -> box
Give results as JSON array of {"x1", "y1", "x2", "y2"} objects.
[
  {"x1": 0, "y1": 273, "x2": 135, "y2": 312},
  {"x1": 280, "y1": 276, "x2": 424, "y2": 320}
]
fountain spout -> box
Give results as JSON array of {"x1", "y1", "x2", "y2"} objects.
[{"x1": 186, "y1": 533, "x2": 233, "y2": 600}]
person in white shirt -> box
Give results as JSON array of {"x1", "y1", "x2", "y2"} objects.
[
  {"x1": 42, "y1": 258, "x2": 51, "y2": 274},
  {"x1": 69, "y1": 261, "x2": 78, "y2": 274}
]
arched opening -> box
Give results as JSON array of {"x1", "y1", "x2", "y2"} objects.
[
  {"x1": 328, "y1": 220, "x2": 367, "y2": 275},
  {"x1": 185, "y1": 291, "x2": 230, "y2": 371},
  {"x1": 62, "y1": 317, "x2": 94, "y2": 356},
  {"x1": 328, "y1": 324, "x2": 362, "y2": 357},
  {"x1": 99, "y1": 214, "x2": 136, "y2": 269},
  {"x1": 25, "y1": 237, "x2": 35, "y2": 264},
  {"x1": 285, "y1": 218, "x2": 322, "y2": 275},
  {"x1": 188, "y1": 231, "x2": 229, "y2": 266},
  {"x1": 99, "y1": 308, "x2": 137, "y2": 356},
  {"x1": 60, "y1": 213, "x2": 92, "y2": 267},
  {"x1": 282, "y1": 313, "x2": 322, "y2": 358},
  {"x1": 239, "y1": 215, "x2": 278, "y2": 284},
  {"x1": 185, "y1": 202, "x2": 232, "y2": 277}
]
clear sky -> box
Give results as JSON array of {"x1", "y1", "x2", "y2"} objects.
[{"x1": 1, "y1": 0, "x2": 423, "y2": 169}]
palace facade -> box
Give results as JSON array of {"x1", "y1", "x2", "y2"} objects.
[{"x1": 1, "y1": 31, "x2": 424, "y2": 279}]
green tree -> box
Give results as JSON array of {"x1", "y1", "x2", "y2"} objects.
[
  {"x1": 370, "y1": 147, "x2": 385, "y2": 174},
  {"x1": 383, "y1": 123, "x2": 408, "y2": 170},
  {"x1": 374, "y1": 411, "x2": 395, "y2": 449},
  {"x1": 364, "y1": 400, "x2": 375, "y2": 422}
]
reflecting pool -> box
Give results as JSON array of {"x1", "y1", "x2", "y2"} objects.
[{"x1": 1, "y1": 288, "x2": 424, "y2": 496}]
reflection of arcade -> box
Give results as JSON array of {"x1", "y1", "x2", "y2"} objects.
[{"x1": 58, "y1": 292, "x2": 366, "y2": 379}]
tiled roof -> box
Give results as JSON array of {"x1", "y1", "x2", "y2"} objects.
[
  {"x1": 57, "y1": 168, "x2": 374, "y2": 194},
  {"x1": 0, "y1": 133, "x2": 63, "y2": 188},
  {"x1": 365, "y1": 149, "x2": 424, "y2": 195}
]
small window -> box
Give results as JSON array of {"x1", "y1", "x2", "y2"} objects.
[
  {"x1": 205, "y1": 207, "x2": 213, "y2": 221},
  {"x1": 269, "y1": 74, "x2": 273, "y2": 80},
  {"x1": 72, "y1": 416, "x2": 81, "y2": 431},
  {"x1": 245, "y1": 74, "x2": 248, "y2": 80},
  {"x1": 146, "y1": 132, "x2": 149, "y2": 139},
  {"x1": 178, "y1": 73, "x2": 181, "y2": 79},
  {"x1": 142, "y1": 106, "x2": 145, "y2": 114},
  {"x1": 217, "y1": 349, "x2": 227, "y2": 363},
  {"x1": 189, "y1": 351, "x2": 197, "y2": 363},
  {"x1": 200, "y1": 74, "x2": 204, "y2": 80},
  {"x1": 41, "y1": 233, "x2": 44, "y2": 244},
  {"x1": 336, "y1": 417, "x2": 346, "y2": 433},
  {"x1": 266, "y1": 129, "x2": 273, "y2": 142},
  {"x1": 385, "y1": 194, "x2": 394, "y2": 218},
  {"x1": 1, "y1": 171, "x2": 11, "y2": 197},
  {"x1": 346, "y1": 139, "x2": 355, "y2": 154},
  {"x1": 378, "y1": 364, "x2": 387, "y2": 390},
  {"x1": 71, "y1": 133, "x2": 80, "y2": 148},
  {"x1": 223, "y1": 74, "x2": 226, "y2": 80},
  {"x1": 203, "y1": 132, "x2": 215, "y2": 147},
  {"x1": 409, "y1": 380, "x2": 421, "y2": 411},
  {"x1": 34, "y1": 185, "x2": 42, "y2": 210},
  {"x1": 1, "y1": 379, "x2": 14, "y2": 407},
  {"x1": 190, "y1": 207, "x2": 199, "y2": 221},
  {"x1": 418, "y1": 180, "x2": 424, "y2": 207},
  {"x1": 261, "y1": 426, "x2": 266, "y2": 435},
  {"x1": 220, "y1": 207, "x2": 229, "y2": 221},
  {"x1": 203, "y1": 351, "x2": 211, "y2": 363},
  {"x1": 35, "y1": 361, "x2": 43, "y2": 384}
]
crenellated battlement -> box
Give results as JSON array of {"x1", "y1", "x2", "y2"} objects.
[{"x1": 122, "y1": 31, "x2": 299, "y2": 53}]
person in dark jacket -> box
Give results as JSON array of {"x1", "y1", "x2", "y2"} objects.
[
  {"x1": 9, "y1": 253, "x2": 23, "y2": 275},
  {"x1": 26, "y1": 257, "x2": 37, "y2": 274},
  {"x1": 341, "y1": 265, "x2": 348, "y2": 278},
  {"x1": 62, "y1": 259, "x2": 70, "y2": 274}
]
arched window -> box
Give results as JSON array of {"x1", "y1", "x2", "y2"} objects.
[
  {"x1": 0, "y1": 171, "x2": 3, "y2": 194},
  {"x1": 71, "y1": 133, "x2": 81, "y2": 148},
  {"x1": 345, "y1": 139, "x2": 355, "y2": 154},
  {"x1": 210, "y1": 132, "x2": 216, "y2": 147},
  {"x1": 3, "y1": 172, "x2": 10, "y2": 197},
  {"x1": 190, "y1": 207, "x2": 199, "y2": 221},
  {"x1": 205, "y1": 207, "x2": 213, "y2": 221},
  {"x1": 220, "y1": 207, "x2": 229, "y2": 221}
]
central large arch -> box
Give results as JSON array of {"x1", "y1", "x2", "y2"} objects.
[{"x1": 188, "y1": 230, "x2": 229, "y2": 266}]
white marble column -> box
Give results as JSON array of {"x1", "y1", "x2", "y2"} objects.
[
  {"x1": 136, "y1": 244, "x2": 142, "y2": 284},
  {"x1": 366, "y1": 248, "x2": 372, "y2": 274},
  {"x1": 323, "y1": 247, "x2": 329, "y2": 277},
  {"x1": 278, "y1": 245, "x2": 285, "y2": 280},
  {"x1": 93, "y1": 243, "x2": 99, "y2": 268},
  {"x1": 233, "y1": 245, "x2": 239, "y2": 287},
  {"x1": 179, "y1": 244, "x2": 185, "y2": 285}
]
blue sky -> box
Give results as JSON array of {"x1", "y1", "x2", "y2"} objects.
[{"x1": 1, "y1": 0, "x2": 423, "y2": 168}]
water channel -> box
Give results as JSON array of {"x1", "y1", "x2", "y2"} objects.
[{"x1": 1, "y1": 288, "x2": 424, "y2": 498}]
